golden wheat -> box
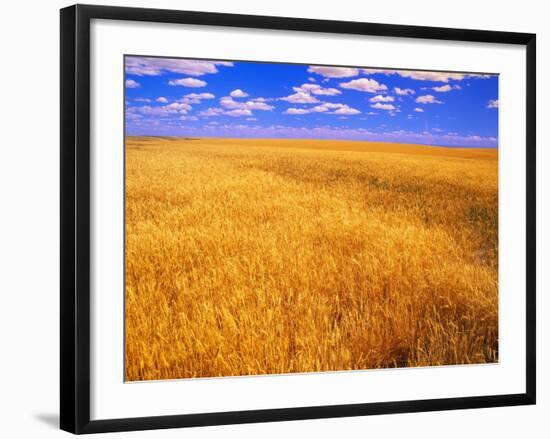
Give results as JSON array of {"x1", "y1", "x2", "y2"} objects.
[{"x1": 124, "y1": 136, "x2": 498, "y2": 381}]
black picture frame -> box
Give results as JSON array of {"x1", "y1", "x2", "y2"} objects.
[{"x1": 60, "y1": 4, "x2": 536, "y2": 434}]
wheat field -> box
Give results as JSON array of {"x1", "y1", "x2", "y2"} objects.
[{"x1": 125, "y1": 136, "x2": 498, "y2": 381}]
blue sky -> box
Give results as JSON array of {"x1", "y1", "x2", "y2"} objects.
[{"x1": 125, "y1": 56, "x2": 498, "y2": 147}]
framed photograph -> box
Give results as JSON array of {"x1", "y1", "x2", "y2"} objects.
[{"x1": 60, "y1": 4, "x2": 536, "y2": 434}]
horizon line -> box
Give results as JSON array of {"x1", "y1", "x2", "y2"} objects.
[{"x1": 124, "y1": 134, "x2": 499, "y2": 149}]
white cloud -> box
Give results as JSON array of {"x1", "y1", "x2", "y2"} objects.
[
  {"x1": 399, "y1": 71, "x2": 468, "y2": 82},
  {"x1": 308, "y1": 77, "x2": 316, "y2": 82},
  {"x1": 394, "y1": 87, "x2": 415, "y2": 96},
  {"x1": 168, "y1": 77, "x2": 207, "y2": 87},
  {"x1": 433, "y1": 85, "x2": 451, "y2": 92},
  {"x1": 370, "y1": 102, "x2": 396, "y2": 111},
  {"x1": 313, "y1": 103, "x2": 346, "y2": 112},
  {"x1": 487, "y1": 99, "x2": 499, "y2": 108},
  {"x1": 130, "y1": 102, "x2": 192, "y2": 116},
  {"x1": 369, "y1": 95, "x2": 394, "y2": 103},
  {"x1": 126, "y1": 112, "x2": 142, "y2": 120},
  {"x1": 398, "y1": 71, "x2": 490, "y2": 82},
  {"x1": 220, "y1": 96, "x2": 274, "y2": 111},
  {"x1": 125, "y1": 57, "x2": 233, "y2": 76},
  {"x1": 164, "y1": 102, "x2": 192, "y2": 113},
  {"x1": 339, "y1": 78, "x2": 388, "y2": 93},
  {"x1": 307, "y1": 66, "x2": 359, "y2": 78},
  {"x1": 230, "y1": 89, "x2": 249, "y2": 98},
  {"x1": 198, "y1": 108, "x2": 225, "y2": 117},
  {"x1": 280, "y1": 91, "x2": 319, "y2": 104},
  {"x1": 284, "y1": 102, "x2": 360, "y2": 115},
  {"x1": 413, "y1": 107, "x2": 424, "y2": 112},
  {"x1": 333, "y1": 106, "x2": 361, "y2": 115},
  {"x1": 199, "y1": 107, "x2": 252, "y2": 117},
  {"x1": 432, "y1": 127, "x2": 443, "y2": 132},
  {"x1": 362, "y1": 68, "x2": 389, "y2": 75},
  {"x1": 226, "y1": 109, "x2": 252, "y2": 117},
  {"x1": 284, "y1": 108, "x2": 310, "y2": 115},
  {"x1": 219, "y1": 97, "x2": 238, "y2": 108},
  {"x1": 280, "y1": 84, "x2": 342, "y2": 107},
  {"x1": 155, "y1": 97, "x2": 168, "y2": 103},
  {"x1": 362, "y1": 68, "x2": 491, "y2": 83},
  {"x1": 199, "y1": 96, "x2": 274, "y2": 117},
  {"x1": 179, "y1": 92, "x2": 216, "y2": 104},
  {"x1": 293, "y1": 83, "x2": 341, "y2": 96},
  {"x1": 246, "y1": 100, "x2": 274, "y2": 110},
  {"x1": 125, "y1": 79, "x2": 140, "y2": 88},
  {"x1": 185, "y1": 92, "x2": 215, "y2": 100},
  {"x1": 415, "y1": 94, "x2": 443, "y2": 104},
  {"x1": 134, "y1": 97, "x2": 151, "y2": 102}
]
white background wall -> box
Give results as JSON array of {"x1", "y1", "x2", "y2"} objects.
[{"x1": 0, "y1": 0, "x2": 546, "y2": 437}]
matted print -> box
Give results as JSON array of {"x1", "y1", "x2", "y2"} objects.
[{"x1": 124, "y1": 56, "x2": 499, "y2": 382}]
